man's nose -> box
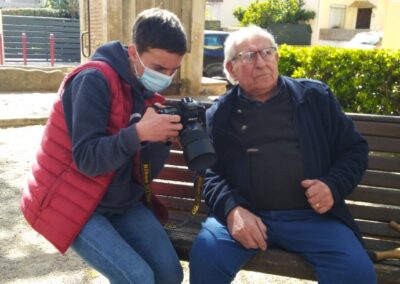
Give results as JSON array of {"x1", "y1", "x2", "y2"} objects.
[{"x1": 255, "y1": 52, "x2": 267, "y2": 67}]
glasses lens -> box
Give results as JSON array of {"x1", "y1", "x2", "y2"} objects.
[
  {"x1": 235, "y1": 47, "x2": 276, "y2": 64},
  {"x1": 260, "y1": 48, "x2": 275, "y2": 60},
  {"x1": 242, "y1": 51, "x2": 256, "y2": 64}
]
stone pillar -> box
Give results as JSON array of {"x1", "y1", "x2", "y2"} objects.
[
  {"x1": 122, "y1": 0, "x2": 137, "y2": 45},
  {"x1": 103, "y1": 0, "x2": 123, "y2": 42},
  {"x1": 79, "y1": 0, "x2": 88, "y2": 63},
  {"x1": 180, "y1": 0, "x2": 206, "y2": 96}
]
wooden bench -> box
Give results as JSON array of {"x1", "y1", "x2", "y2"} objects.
[{"x1": 152, "y1": 103, "x2": 400, "y2": 283}]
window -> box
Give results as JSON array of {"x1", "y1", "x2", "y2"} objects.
[{"x1": 329, "y1": 5, "x2": 346, "y2": 28}]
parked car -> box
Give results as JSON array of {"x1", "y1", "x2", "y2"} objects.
[
  {"x1": 346, "y1": 31, "x2": 383, "y2": 49},
  {"x1": 203, "y1": 30, "x2": 230, "y2": 78}
]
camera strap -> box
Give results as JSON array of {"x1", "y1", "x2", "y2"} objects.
[
  {"x1": 140, "y1": 149, "x2": 204, "y2": 230},
  {"x1": 141, "y1": 159, "x2": 154, "y2": 211}
]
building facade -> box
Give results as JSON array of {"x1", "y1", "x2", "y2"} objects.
[{"x1": 206, "y1": 0, "x2": 399, "y2": 49}]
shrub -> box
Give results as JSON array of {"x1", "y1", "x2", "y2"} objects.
[
  {"x1": 278, "y1": 45, "x2": 400, "y2": 115},
  {"x1": 1, "y1": 8, "x2": 66, "y2": 18},
  {"x1": 46, "y1": 0, "x2": 79, "y2": 19},
  {"x1": 1, "y1": 0, "x2": 79, "y2": 19},
  {"x1": 233, "y1": 0, "x2": 315, "y2": 28}
]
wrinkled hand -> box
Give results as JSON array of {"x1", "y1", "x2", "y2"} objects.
[
  {"x1": 301, "y1": 179, "x2": 334, "y2": 214},
  {"x1": 227, "y1": 206, "x2": 267, "y2": 251},
  {"x1": 135, "y1": 107, "x2": 182, "y2": 142}
]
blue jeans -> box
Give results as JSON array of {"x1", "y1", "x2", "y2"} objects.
[
  {"x1": 189, "y1": 210, "x2": 377, "y2": 284},
  {"x1": 71, "y1": 201, "x2": 183, "y2": 284}
]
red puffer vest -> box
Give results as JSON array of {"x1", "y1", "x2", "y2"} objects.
[{"x1": 20, "y1": 61, "x2": 167, "y2": 254}]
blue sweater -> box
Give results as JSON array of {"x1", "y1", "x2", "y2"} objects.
[
  {"x1": 62, "y1": 41, "x2": 170, "y2": 213},
  {"x1": 204, "y1": 76, "x2": 368, "y2": 242}
]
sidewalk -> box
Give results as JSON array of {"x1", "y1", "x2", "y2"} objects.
[{"x1": 0, "y1": 92, "x2": 57, "y2": 128}]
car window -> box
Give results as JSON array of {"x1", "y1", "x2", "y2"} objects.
[
  {"x1": 205, "y1": 35, "x2": 219, "y2": 46},
  {"x1": 205, "y1": 35, "x2": 225, "y2": 50}
]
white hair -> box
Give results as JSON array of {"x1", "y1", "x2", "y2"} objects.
[{"x1": 223, "y1": 26, "x2": 278, "y2": 84}]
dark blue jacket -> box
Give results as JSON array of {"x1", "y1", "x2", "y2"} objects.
[
  {"x1": 62, "y1": 41, "x2": 170, "y2": 213},
  {"x1": 204, "y1": 76, "x2": 368, "y2": 241}
]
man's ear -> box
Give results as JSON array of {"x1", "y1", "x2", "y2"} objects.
[
  {"x1": 128, "y1": 44, "x2": 138, "y2": 60},
  {"x1": 226, "y1": 61, "x2": 236, "y2": 81}
]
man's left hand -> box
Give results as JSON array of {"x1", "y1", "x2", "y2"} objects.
[{"x1": 301, "y1": 179, "x2": 334, "y2": 214}]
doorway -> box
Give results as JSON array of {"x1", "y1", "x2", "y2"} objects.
[{"x1": 356, "y1": 8, "x2": 372, "y2": 29}]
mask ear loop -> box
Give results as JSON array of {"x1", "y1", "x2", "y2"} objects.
[{"x1": 131, "y1": 47, "x2": 144, "y2": 79}]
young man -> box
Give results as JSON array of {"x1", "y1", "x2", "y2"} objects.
[
  {"x1": 21, "y1": 8, "x2": 186, "y2": 284},
  {"x1": 189, "y1": 26, "x2": 377, "y2": 284}
]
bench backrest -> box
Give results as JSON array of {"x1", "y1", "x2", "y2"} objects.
[{"x1": 152, "y1": 103, "x2": 400, "y2": 251}]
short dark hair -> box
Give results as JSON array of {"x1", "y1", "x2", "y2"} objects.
[{"x1": 132, "y1": 8, "x2": 187, "y2": 55}]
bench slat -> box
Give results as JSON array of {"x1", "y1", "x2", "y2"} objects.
[
  {"x1": 368, "y1": 155, "x2": 400, "y2": 172},
  {"x1": 166, "y1": 151, "x2": 186, "y2": 165},
  {"x1": 348, "y1": 202, "x2": 400, "y2": 223},
  {"x1": 356, "y1": 219, "x2": 400, "y2": 240},
  {"x1": 364, "y1": 135, "x2": 400, "y2": 153},
  {"x1": 363, "y1": 237, "x2": 400, "y2": 252},
  {"x1": 157, "y1": 195, "x2": 208, "y2": 213},
  {"x1": 361, "y1": 170, "x2": 400, "y2": 189},
  {"x1": 157, "y1": 167, "x2": 194, "y2": 183},
  {"x1": 353, "y1": 120, "x2": 400, "y2": 138},
  {"x1": 349, "y1": 186, "x2": 400, "y2": 206},
  {"x1": 153, "y1": 181, "x2": 194, "y2": 198}
]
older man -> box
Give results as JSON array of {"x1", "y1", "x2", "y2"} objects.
[{"x1": 189, "y1": 26, "x2": 376, "y2": 284}]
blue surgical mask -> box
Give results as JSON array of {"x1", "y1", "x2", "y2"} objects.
[{"x1": 134, "y1": 50, "x2": 175, "y2": 92}]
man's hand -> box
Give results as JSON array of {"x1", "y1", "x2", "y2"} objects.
[
  {"x1": 135, "y1": 107, "x2": 182, "y2": 142},
  {"x1": 301, "y1": 179, "x2": 334, "y2": 214},
  {"x1": 227, "y1": 206, "x2": 267, "y2": 251}
]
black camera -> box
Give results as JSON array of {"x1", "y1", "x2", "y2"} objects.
[{"x1": 157, "y1": 97, "x2": 216, "y2": 171}]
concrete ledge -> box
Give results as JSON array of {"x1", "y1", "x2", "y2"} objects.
[
  {"x1": 200, "y1": 76, "x2": 227, "y2": 96},
  {"x1": 0, "y1": 117, "x2": 48, "y2": 128},
  {"x1": 0, "y1": 66, "x2": 74, "y2": 92}
]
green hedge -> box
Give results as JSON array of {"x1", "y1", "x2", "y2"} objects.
[
  {"x1": 278, "y1": 45, "x2": 400, "y2": 115},
  {"x1": 1, "y1": 8, "x2": 76, "y2": 18}
]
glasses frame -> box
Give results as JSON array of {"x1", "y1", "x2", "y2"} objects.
[{"x1": 232, "y1": 47, "x2": 277, "y2": 65}]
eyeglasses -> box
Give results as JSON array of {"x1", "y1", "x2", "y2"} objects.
[{"x1": 232, "y1": 47, "x2": 277, "y2": 64}]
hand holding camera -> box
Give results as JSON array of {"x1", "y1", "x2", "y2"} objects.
[
  {"x1": 135, "y1": 106, "x2": 182, "y2": 142},
  {"x1": 154, "y1": 97, "x2": 216, "y2": 171}
]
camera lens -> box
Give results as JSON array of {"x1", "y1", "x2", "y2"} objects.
[{"x1": 179, "y1": 123, "x2": 216, "y2": 171}]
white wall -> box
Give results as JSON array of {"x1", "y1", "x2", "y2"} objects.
[
  {"x1": 206, "y1": 0, "x2": 252, "y2": 29},
  {"x1": 303, "y1": 0, "x2": 321, "y2": 45}
]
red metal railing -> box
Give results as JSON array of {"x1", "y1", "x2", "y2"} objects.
[
  {"x1": 3, "y1": 33, "x2": 57, "y2": 65},
  {"x1": 50, "y1": 33, "x2": 55, "y2": 66},
  {"x1": 0, "y1": 33, "x2": 4, "y2": 65},
  {"x1": 22, "y1": 32, "x2": 27, "y2": 65}
]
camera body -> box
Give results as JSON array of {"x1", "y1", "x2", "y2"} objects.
[
  {"x1": 157, "y1": 97, "x2": 205, "y2": 125},
  {"x1": 157, "y1": 97, "x2": 216, "y2": 171}
]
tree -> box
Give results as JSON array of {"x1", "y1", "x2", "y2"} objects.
[{"x1": 233, "y1": 0, "x2": 315, "y2": 28}]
